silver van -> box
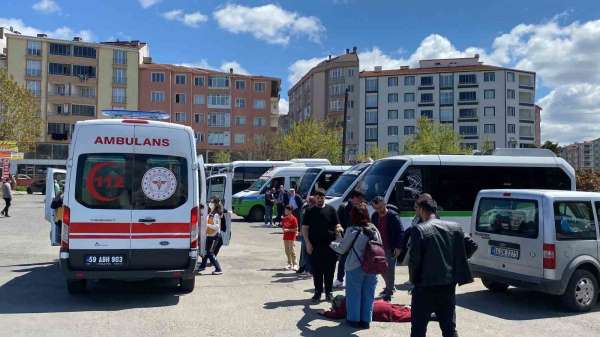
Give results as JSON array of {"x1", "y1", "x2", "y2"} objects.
[{"x1": 470, "y1": 189, "x2": 600, "y2": 312}]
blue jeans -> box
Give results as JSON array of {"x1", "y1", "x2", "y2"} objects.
[
  {"x1": 345, "y1": 267, "x2": 377, "y2": 323},
  {"x1": 264, "y1": 204, "x2": 273, "y2": 225}
]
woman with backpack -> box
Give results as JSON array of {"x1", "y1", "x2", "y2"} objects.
[{"x1": 330, "y1": 203, "x2": 383, "y2": 330}]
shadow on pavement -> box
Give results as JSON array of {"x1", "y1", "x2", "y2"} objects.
[
  {"x1": 0, "y1": 263, "x2": 181, "y2": 314},
  {"x1": 264, "y1": 299, "x2": 360, "y2": 337},
  {"x1": 271, "y1": 272, "x2": 312, "y2": 284},
  {"x1": 456, "y1": 289, "x2": 599, "y2": 320}
]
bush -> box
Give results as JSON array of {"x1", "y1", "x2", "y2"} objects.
[{"x1": 576, "y1": 169, "x2": 600, "y2": 192}]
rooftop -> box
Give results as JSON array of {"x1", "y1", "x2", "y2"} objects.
[
  {"x1": 140, "y1": 63, "x2": 280, "y2": 82},
  {"x1": 289, "y1": 48, "x2": 359, "y2": 92}
]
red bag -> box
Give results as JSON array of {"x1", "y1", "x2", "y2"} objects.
[{"x1": 351, "y1": 229, "x2": 389, "y2": 275}]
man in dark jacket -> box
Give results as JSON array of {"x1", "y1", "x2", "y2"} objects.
[
  {"x1": 333, "y1": 189, "x2": 365, "y2": 288},
  {"x1": 408, "y1": 195, "x2": 473, "y2": 337},
  {"x1": 371, "y1": 196, "x2": 404, "y2": 301}
]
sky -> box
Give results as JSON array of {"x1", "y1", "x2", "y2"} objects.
[{"x1": 3, "y1": 0, "x2": 600, "y2": 145}]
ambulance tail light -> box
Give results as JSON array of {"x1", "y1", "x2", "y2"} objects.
[
  {"x1": 190, "y1": 206, "x2": 199, "y2": 249},
  {"x1": 122, "y1": 119, "x2": 148, "y2": 124},
  {"x1": 61, "y1": 206, "x2": 70, "y2": 252},
  {"x1": 543, "y1": 244, "x2": 556, "y2": 269}
]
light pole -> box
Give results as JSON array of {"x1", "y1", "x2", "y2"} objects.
[{"x1": 341, "y1": 87, "x2": 349, "y2": 164}]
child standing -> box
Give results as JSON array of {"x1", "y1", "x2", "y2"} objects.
[{"x1": 282, "y1": 205, "x2": 298, "y2": 270}]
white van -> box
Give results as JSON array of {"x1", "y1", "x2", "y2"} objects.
[
  {"x1": 60, "y1": 118, "x2": 205, "y2": 294},
  {"x1": 325, "y1": 162, "x2": 372, "y2": 210},
  {"x1": 297, "y1": 166, "x2": 351, "y2": 199},
  {"x1": 470, "y1": 189, "x2": 600, "y2": 312}
]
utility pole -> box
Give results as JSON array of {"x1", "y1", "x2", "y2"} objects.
[{"x1": 341, "y1": 87, "x2": 349, "y2": 164}]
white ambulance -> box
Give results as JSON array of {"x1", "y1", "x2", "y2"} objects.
[{"x1": 59, "y1": 114, "x2": 205, "y2": 294}]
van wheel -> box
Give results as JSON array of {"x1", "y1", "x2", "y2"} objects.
[
  {"x1": 248, "y1": 206, "x2": 264, "y2": 223},
  {"x1": 180, "y1": 278, "x2": 195, "y2": 293},
  {"x1": 561, "y1": 269, "x2": 597, "y2": 312},
  {"x1": 481, "y1": 277, "x2": 509, "y2": 292},
  {"x1": 27, "y1": 187, "x2": 32, "y2": 194},
  {"x1": 66, "y1": 279, "x2": 86, "y2": 294}
]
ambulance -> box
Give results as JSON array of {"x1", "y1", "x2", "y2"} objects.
[{"x1": 59, "y1": 111, "x2": 206, "y2": 294}]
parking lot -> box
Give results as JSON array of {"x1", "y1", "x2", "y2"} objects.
[{"x1": 0, "y1": 194, "x2": 599, "y2": 337}]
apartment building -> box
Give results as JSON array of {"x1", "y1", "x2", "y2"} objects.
[
  {"x1": 358, "y1": 56, "x2": 538, "y2": 155},
  {"x1": 138, "y1": 62, "x2": 281, "y2": 160},
  {"x1": 287, "y1": 48, "x2": 360, "y2": 161},
  {"x1": 0, "y1": 27, "x2": 147, "y2": 172},
  {"x1": 560, "y1": 140, "x2": 599, "y2": 171},
  {"x1": 534, "y1": 104, "x2": 542, "y2": 147}
]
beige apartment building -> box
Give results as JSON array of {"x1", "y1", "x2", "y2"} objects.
[
  {"x1": 0, "y1": 27, "x2": 148, "y2": 175},
  {"x1": 287, "y1": 48, "x2": 360, "y2": 161}
]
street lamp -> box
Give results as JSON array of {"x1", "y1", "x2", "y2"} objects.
[{"x1": 341, "y1": 87, "x2": 349, "y2": 164}]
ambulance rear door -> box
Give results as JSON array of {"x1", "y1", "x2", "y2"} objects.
[{"x1": 206, "y1": 173, "x2": 232, "y2": 246}]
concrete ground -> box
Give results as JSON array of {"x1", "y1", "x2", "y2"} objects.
[{"x1": 0, "y1": 194, "x2": 599, "y2": 337}]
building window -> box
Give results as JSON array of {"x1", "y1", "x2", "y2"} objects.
[
  {"x1": 404, "y1": 109, "x2": 415, "y2": 119},
  {"x1": 208, "y1": 112, "x2": 231, "y2": 127},
  {"x1": 365, "y1": 78, "x2": 378, "y2": 92},
  {"x1": 112, "y1": 87, "x2": 126, "y2": 104},
  {"x1": 194, "y1": 76, "x2": 204, "y2": 87},
  {"x1": 519, "y1": 108, "x2": 534, "y2": 121},
  {"x1": 253, "y1": 99, "x2": 266, "y2": 109},
  {"x1": 235, "y1": 80, "x2": 246, "y2": 90},
  {"x1": 507, "y1": 106, "x2": 516, "y2": 117},
  {"x1": 404, "y1": 76, "x2": 415, "y2": 86},
  {"x1": 420, "y1": 76, "x2": 433, "y2": 86},
  {"x1": 71, "y1": 104, "x2": 95, "y2": 116},
  {"x1": 365, "y1": 109, "x2": 378, "y2": 124},
  {"x1": 193, "y1": 95, "x2": 205, "y2": 105},
  {"x1": 388, "y1": 77, "x2": 398, "y2": 87},
  {"x1": 26, "y1": 80, "x2": 41, "y2": 97},
  {"x1": 79, "y1": 86, "x2": 95, "y2": 98},
  {"x1": 330, "y1": 83, "x2": 345, "y2": 96},
  {"x1": 208, "y1": 76, "x2": 229, "y2": 88},
  {"x1": 404, "y1": 126, "x2": 415, "y2": 135},
  {"x1": 26, "y1": 60, "x2": 42, "y2": 77},
  {"x1": 72, "y1": 65, "x2": 96, "y2": 78},
  {"x1": 26, "y1": 40, "x2": 41, "y2": 56},
  {"x1": 113, "y1": 49, "x2": 127, "y2": 65},
  {"x1": 175, "y1": 112, "x2": 187, "y2": 122},
  {"x1": 253, "y1": 117, "x2": 266, "y2": 127},
  {"x1": 151, "y1": 91, "x2": 165, "y2": 102},
  {"x1": 194, "y1": 113, "x2": 204, "y2": 124},
  {"x1": 439, "y1": 74, "x2": 453, "y2": 88},
  {"x1": 421, "y1": 110, "x2": 433, "y2": 119},
  {"x1": 439, "y1": 91, "x2": 453, "y2": 105},
  {"x1": 507, "y1": 72, "x2": 515, "y2": 82},
  {"x1": 507, "y1": 89, "x2": 516, "y2": 99},
  {"x1": 484, "y1": 124, "x2": 496, "y2": 134},
  {"x1": 387, "y1": 109, "x2": 398, "y2": 120},
  {"x1": 484, "y1": 89, "x2": 495, "y2": 99},
  {"x1": 175, "y1": 93, "x2": 186, "y2": 104},
  {"x1": 234, "y1": 134, "x2": 246, "y2": 144},
  {"x1": 195, "y1": 131, "x2": 204, "y2": 143},
  {"x1": 235, "y1": 116, "x2": 246, "y2": 126},
  {"x1": 520, "y1": 125, "x2": 533, "y2": 137},
  {"x1": 113, "y1": 68, "x2": 126, "y2": 84},
  {"x1": 365, "y1": 126, "x2": 378, "y2": 141},
  {"x1": 507, "y1": 124, "x2": 516, "y2": 134},
  {"x1": 459, "y1": 125, "x2": 478, "y2": 136},
  {"x1": 519, "y1": 91, "x2": 533, "y2": 104},
  {"x1": 329, "y1": 68, "x2": 343, "y2": 79},
  {"x1": 47, "y1": 123, "x2": 70, "y2": 138},
  {"x1": 440, "y1": 107, "x2": 453, "y2": 122},
  {"x1": 175, "y1": 74, "x2": 186, "y2": 85},
  {"x1": 49, "y1": 43, "x2": 70, "y2": 56},
  {"x1": 484, "y1": 106, "x2": 495, "y2": 116},
  {"x1": 235, "y1": 97, "x2": 246, "y2": 108},
  {"x1": 151, "y1": 72, "x2": 165, "y2": 82},
  {"x1": 347, "y1": 84, "x2": 354, "y2": 92},
  {"x1": 404, "y1": 93, "x2": 415, "y2": 102},
  {"x1": 458, "y1": 74, "x2": 477, "y2": 85},
  {"x1": 366, "y1": 93, "x2": 378, "y2": 108},
  {"x1": 420, "y1": 93, "x2": 433, "y2": 103},
  {"x1": 388, "y1": 93, "x2": 399, "y2": 103},
  {"x1": 388, "y1": 142, "x2": 399, "y2": 154},
  {"x1": 519, "y1": 74, "x2": 533, "y2": 87},
  {"x1": 73, "y1": 46, "x2": 96, "y2": 58},
  {"x1": 484, "y1": 72, "x2": 495, "y2": 82},
  {"x1": 388, "y1": 126, "x2": 399, "y2": 136},
  {"x1": 459, "y1": 108, "x2": 477, "y2": 119},
  {"x1": 49, "y1": 63, "x2": 71, "y2": 76},
  {"x1": 208, "y1": 94, "x2": 231, "y2": 107},
  {"x1": 348, "y1": 68, "x2": 355, "y2": 77},
  {"x1": 254, "y1": 81, "x2": 266, "y2": 92},
  {"x1": 329, "y1": 99, "x2": 344, "y2": 111},
  {"x1": 207, "y1": 132, "x2": 229, "y2": 146},
  {"x1": 459, "y1": 91, "x2": 476, "y2": 101}
]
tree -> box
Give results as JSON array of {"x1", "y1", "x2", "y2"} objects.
[
  {"x1": 480, "y1": 137, "x2": 495, "y2": 155},
  {"x1": 278, "y1": 119, "x2": 342, "y2": 164},
  {"x1": 541, "y1": 140, "x2": 560, "y2": 155},
  {"x1": 0, "y1": 69, "x2": 43, "y2": 151},
  {"x1": 404, "y1": 117, "x2": 465, "y2": 154},
  {"x1": 576, "y1": 169, "x2": 600, "y2": 192},
  {"x1": 212, "y1": 150, "x2": 231, "y2": 163},
  {"x1": 356, "y1": 146, "x2": 388, "y2": 162}
]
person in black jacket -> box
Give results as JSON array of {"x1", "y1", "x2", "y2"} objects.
[
  {"x1": 408, "y1": 195, "x2": 473, "y2": 337},
  {"x1": 370, "y1": 196, "x2": 404, "y2": 302}
]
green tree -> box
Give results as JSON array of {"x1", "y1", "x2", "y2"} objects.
[
  {"x1": 356, "y1": 146, "x2": 388, "y2": 162},
  {"x1": 0, "y1": 69, "x2": 43, "y2": 151},
  {"x1": 404, "y1": 117, "x2": 465, "y2": 154},
  {"x1": 576, "y1": 169, "x2": 600, "y2": 192},
  {"x1": 212, "y1": 150, "x2": 231, "y2": 163},
  {"x1": 541, "y1": 140, "x2": 560, "y2": 155},
  {"x1": 278, "y1": 119, "x2": 342, "y2": 164},
  {"x1": 480, "y1": 137, "x2": 495, "y2": 155}
]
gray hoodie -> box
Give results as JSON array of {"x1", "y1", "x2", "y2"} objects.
[
  {"x1": 330, "y1": 224, "x2": 382, "y2": 272},
  {"x1": 2, "y1": 182, "x2": 12, "y2": 199}
]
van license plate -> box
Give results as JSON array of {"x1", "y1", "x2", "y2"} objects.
[
  {"x1": 490, "y1": 247, "x2": 520, "y2": 259},
  {"x1": 84, "y1": 255, "x2": 125, "y2": 266}
]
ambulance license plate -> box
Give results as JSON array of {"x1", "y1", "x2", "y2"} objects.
[{"x1": 84, "y1": 255, "x2": 125, "y2": 266}]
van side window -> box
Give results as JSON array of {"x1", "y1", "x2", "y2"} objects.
[
  {"x1": 267, "y1": 177, "x2": 285, "y2": 192},
  {"x1": 554, "y1": 201, "x2": 597, "y2": 240},
  {"x1": 395, "y1": 167, "x2": 423, "y2": 212},
  {"x1": 476, "y1": 198, "x2": 539, "y2": 238},
  {"x1": 290, "y1": 176, "x2": 301, "y2": 190}
]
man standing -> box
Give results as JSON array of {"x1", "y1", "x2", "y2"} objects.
[
  {"x1": 287, "y1": 188, "x2": 303, "y2": 220},
  {"x1": 333, "y1": 189, "x2": 365, "y2": 288},
  {"x1": 265, "y1": 187, "x2": 276, "y2": 227},
  {"x1": 1, "y1": 177, "x2": 12, "y2": 217},
  {"x1": 275, "y1": 184, "x2": 287, "y2": 225},
  {"x1": 371, "y1": 196, "x2": 404, "y2": 301},
  {"x1": 408, "y1": 195, "x2": 473, "y2": 337},
  {"x1": 302, "y1": 188, "x2": 340, "y2": 303}
]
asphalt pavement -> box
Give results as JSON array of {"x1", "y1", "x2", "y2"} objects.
[{"x1": 0, "y1": 194, "x2": 599, "y2": 337}]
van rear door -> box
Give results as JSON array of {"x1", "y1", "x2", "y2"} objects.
[
  {"x1": 472, "y1": 195, "x2": 544, "y2": 279},
  {"x1": 129, "y1": 124, "x2": 194, "y2": 270},
  {"x1": 45, "y1": 168, "x2": 67, "y2": 246},
  {"x1": 206, "y1": 173, "x2": 232, "y2": 245}
]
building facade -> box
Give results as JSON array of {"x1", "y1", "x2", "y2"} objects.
[
  {"x1": 138, "y1": 63, "x2": 281, "y2": 160},
  {"x1": 287, "y1": 48, "x2": 360, "y2": 161},
  {"x1": 0, "y1": 27, "x2": 147, "y2": 166},
  {"x1": 358, "y1": 56, "x2": 538, "y2": 155},
  {"x1": 560, "y1": 140, "x2": 597, "y2": 171}
]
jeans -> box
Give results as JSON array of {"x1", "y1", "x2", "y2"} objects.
[
  {"x1": 345, "y1": 267, "x2": 377, "y2": 323},
  {"x1": 336, "y1": 254, "x2": 347, "y2": 282},
  {"x1": 411, "y1": 284, "x2": 458, "y2": 337},
  {"x1": 199, "y1": 236, "x2": 222, "y2": 272},
  {"x1": 382, "y1": 250, "x2": 396, "y2": 295},
  {"x1": 275, "y1": 204, "x2": 284, "y2": 223},
  {"x1": 264, "y1": 204, "x2": 273, "y2": 225},
  {"x1": 298, "y1": 236, "x2": 312, "y2": 273},
  {"x1": 2, "y1": 198, "x2": 10, "y2": 216}
]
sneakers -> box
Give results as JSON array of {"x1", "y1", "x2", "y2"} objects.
[
  {"x1": 291, "y1": 264, "x2": 299, "y2": 271},
  {"x1": 212, "y1": 270, "x2": 223, "y2": 275},
  {"x1": 311, "y1": 292, "x2": 322, "y2": 303},
  {"x1": 333, "y1": 279, "x2": 344, "y2": 288},
  {"x1": 325, "y1": 293, "x2": 333, "y2": 302},
  {"x1": 285, "y1": 264, "x2": 292, "y2": 270}
]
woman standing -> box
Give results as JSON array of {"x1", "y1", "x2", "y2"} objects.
[
  {"x1": 198, "y1": 200, "x2": 223, "y2": 275},
  {"x1": 330, "y1": 203, "x2": 382, "y2": 330}
]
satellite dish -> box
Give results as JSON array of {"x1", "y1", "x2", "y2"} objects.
[{"x1": 102, "y1": 110, "x2": 170, "y2": 120}]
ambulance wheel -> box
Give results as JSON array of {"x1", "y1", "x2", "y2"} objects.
[
  {"x1": 481, "y1": 277, "x2": 509, "y2": 292},
  {"x1": 180, "y1": 278, "x2": 195, "y2": 293},
  {"x1": 66, "y1": 279, "x2": 87, "y2": 294},
  {"x1": 248, "y1": 206, "x2": 264, "y2": 223}
]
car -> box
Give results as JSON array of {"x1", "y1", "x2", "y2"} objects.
[
  {"x1": 16, "y1": 174, "x2": 32, "y2": 187},
  {"x1": 27, "y1": 178, "x2": 46, "y2": 194},
  {"x1": 470, "y1": 189, "x2": 600, "y2": 312}
]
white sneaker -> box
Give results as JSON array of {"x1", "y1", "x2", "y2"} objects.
[
  {"x1": 333, "y1": 279, "x2": 344, "y2": 288},
  {"x1": 292, "y1": 264, "x2": 299, "y2": 271},
  {"x1": 285, "y1": 264, "x2": 291, "y2": 270}
]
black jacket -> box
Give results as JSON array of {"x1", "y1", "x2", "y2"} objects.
[
  {"x1": 370, "y1": 209, "x2": 404, "y2": 250},
  {"x1": 337, "y1": 202, "x2": 353, "y2": 230},
  {"x1": 408, "y1": 219, "x2": 473, "y2": 287}
]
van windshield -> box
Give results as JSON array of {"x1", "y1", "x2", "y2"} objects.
[
  {"x1": 354, "y1": 160, "x2": 406, "y2": 202},
  {"x1": 476, "y1": 198, "x2": 539, "y2": 238},
  {"x1": 248, "y1": 177, "x2": 269, "y2": 191},
  {"x1": 326, "y1": 173, "x2": 358, "y2": 198},
  {"x1": 297, "y1": 170, "x2": 319, "y2": 198}
]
